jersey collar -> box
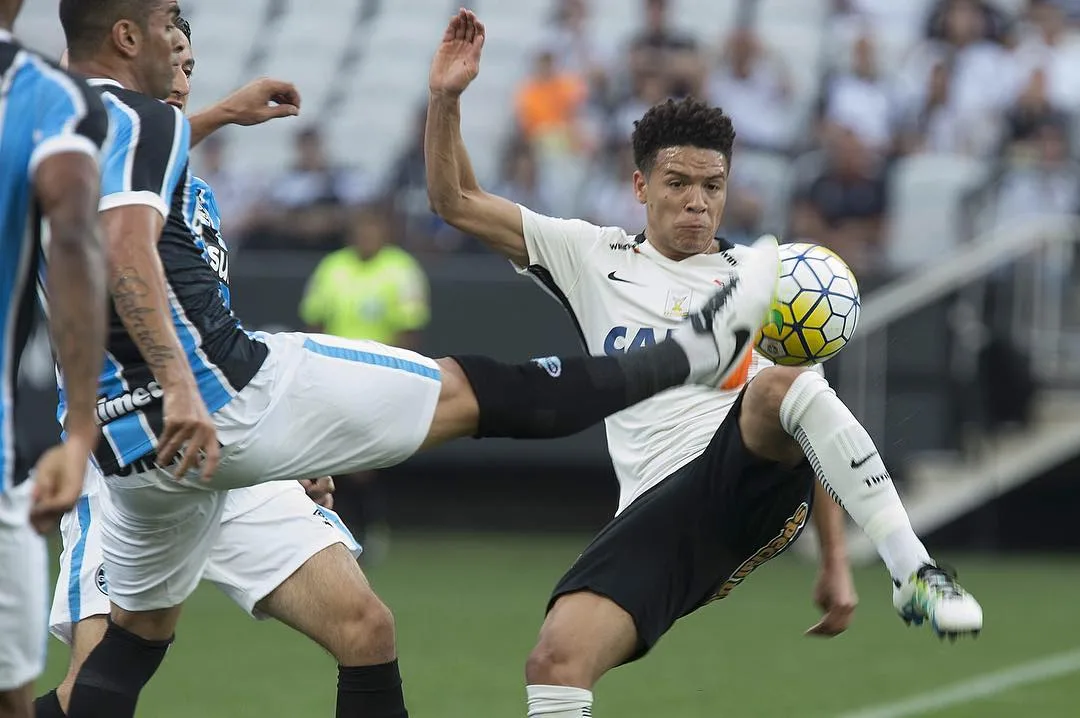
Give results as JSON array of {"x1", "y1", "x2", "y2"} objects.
[
  {"x1": 86, "y1": 78, "x2": 125, "y2": 89},
  {"x1": 634, "y1": 232, "x2": 736, "y2": 261}
]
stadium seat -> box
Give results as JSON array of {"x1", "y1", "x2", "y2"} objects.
[
  {"x1": 676, "y1": 0, "x2": 740, "y2": 45},
  {"x1": 757, "y1": 0, "x2": 830, "y2": 29},
  {"x1": 755, "y1": 22, "x2": 826, "y2": 136},
  {"x1": 731, "y1": 149, "x2": 795, "y2": 237},
  {"x1": 12, "y1": 2, "x2": 66, "y2": 57},
  {"x1": 885, "y1": 154, "x2": 991, "y2": 273}
]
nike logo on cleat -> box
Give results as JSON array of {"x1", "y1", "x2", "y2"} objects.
[
  {"x1": 606, "y1": 271, "x2": 638, "y2": 285},
  {"x1": 850, "y1": 452, "x2": 878, "y2": 468},
  {"x1": 719, "y1": 329, "x2": 752, "y2": 376}
]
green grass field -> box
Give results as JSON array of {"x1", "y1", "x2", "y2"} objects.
[{"x1": 41, "y1": 535, "x2": 1080, "y2": 717}]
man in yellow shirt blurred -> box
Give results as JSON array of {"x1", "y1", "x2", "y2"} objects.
[
  {"x1": 300, "y1": 205, "x2": 430, "y2": 562},
  {"x1": 301, "y1": 205, "x2": 429, "y2": 348}
]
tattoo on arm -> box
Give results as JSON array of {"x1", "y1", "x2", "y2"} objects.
[{"x1": 110, "y1": 266, "x2": 177, "y2": 371}]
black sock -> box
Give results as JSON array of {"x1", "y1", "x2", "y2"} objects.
[
  {"x1": 34, "y1": 690, "x2": 65, "y2": 717},
  {"x1": 67, "y1": 619, "x2": 172, "y2": 718},
  {"x1": 453, "y1": 342, "x2": 690, "y2": 439},
  {"x1": 337, "y1": 661, "x2": 408, "y2": 718}
]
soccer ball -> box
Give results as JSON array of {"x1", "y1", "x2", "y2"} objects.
[{"x1": 755, "y1": 242, "x2": 861, "y2": 366}]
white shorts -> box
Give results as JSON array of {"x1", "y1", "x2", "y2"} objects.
[
  {"x1": 209, "y1": 331, "x2": 443, "y2": 490},
  {"x1": 0, "y1": 479, "x2": 47, "y2": 690},
  {"x1": 95, "y1": 331, "x2": 437, "y2": 611},
  {"x1": 50, "y1": 465, "x2": 361, "y2": 632}
]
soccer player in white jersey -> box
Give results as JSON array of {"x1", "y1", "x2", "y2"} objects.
[
  {"x1": 425, "y1": 10, "x2": 983, "y2": 717},
  {"x1": 34, "y1": 22, "x2": 363, "y2": 718}
]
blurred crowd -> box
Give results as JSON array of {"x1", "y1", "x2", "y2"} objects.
[{"x1": 193, "y1": 0, "x2": 1080, "y2": 284}]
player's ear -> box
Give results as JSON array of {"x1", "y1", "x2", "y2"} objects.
[
  {"x1": 59, "y1": 49, "x2": 70, "y2": 69},
  {"x1": 112, "y1": 19, "x2": 140, "y2": 59},
  {"x1": 633, "y1": 169, "x2": 648, "y2": 205}
]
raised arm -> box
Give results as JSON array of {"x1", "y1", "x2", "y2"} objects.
[
  {"x1": 425, "y1": 9, "x2": 528, "y2": 265},
  {"x1": 188, "y1": 77, "x2": 300, "y2": 148}
]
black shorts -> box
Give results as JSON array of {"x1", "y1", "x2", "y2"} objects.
[{"x1": 548, "y1": 388, "x2": 816, "y2": 663}]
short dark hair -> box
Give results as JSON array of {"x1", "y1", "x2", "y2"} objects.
[
  {"x1": 175, "y1": 15, "x2": 190, "y2": 41},
  {"x1": 60, "y1": 0, "x2": 156, "y2": 60},
  {"x1": 631, "y1": 97, "x2": 736, "y2": 174}
]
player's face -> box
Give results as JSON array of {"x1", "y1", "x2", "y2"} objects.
[
  {"x1": 634, "y1": 146, "x2": 728, "y2": 260},
  {"x1": 137, "y1": 0, "x2": 182, "y2": 101},
  {"x1": 166, "y1": 29, "x2": 193, "y2": 112}
]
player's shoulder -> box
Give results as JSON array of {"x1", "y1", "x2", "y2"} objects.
[
  {"x1": 379, "y1": 245, "x2": 422, "y2": 269},
  {"x1": 7, "y1": 47, "x2": 101, "y2": 106},
  {"x1": 98, "y1": 85, "x2": 184, "y2": 132},
  {"x1": 318, "y1": 247, "x2": 355, "y2": 271},
  {"x1": 519, "y1": 203, "x2": 607, "y2": 237}
]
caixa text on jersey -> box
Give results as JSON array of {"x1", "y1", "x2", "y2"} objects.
[{"x1": 603, "y1": 326, "x2": 676, "y2": 356}]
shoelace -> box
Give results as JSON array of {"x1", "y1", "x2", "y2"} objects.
[{"x1": 918, "y1": 564, "x2": 965, "y2": 598}]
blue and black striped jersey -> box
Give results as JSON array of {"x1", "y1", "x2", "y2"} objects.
[
  {"x1": 57, "y1": 80, "x2": 267, "y2": 475},
  {"x1": 0, "y1": 30, "x2": 109, "y2": 491}
]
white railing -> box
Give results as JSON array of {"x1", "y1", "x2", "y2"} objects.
[{"x1": 837, "y1": 214, "x2": 1080, "y2": 443}]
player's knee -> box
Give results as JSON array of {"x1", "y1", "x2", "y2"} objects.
[
  {"x1": 740, "y1": 366, "x2": 807, "y2": 466},
  {"x1": 525, "y1": 625, "x2": 592, "y2": 688},
  {"x1": 333, "y1": 593, "x2": 397, "y2": 665}
]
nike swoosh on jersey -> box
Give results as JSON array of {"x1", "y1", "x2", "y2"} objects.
[
  {"x1": 850, "y1": 452, "x2": 878, "y2": 468},
  {"x1": 607, "y1": 271, "x2": 638, "y2": 285}
]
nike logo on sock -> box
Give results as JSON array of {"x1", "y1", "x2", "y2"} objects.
[
  {"x1": 607, "y1": 271, "x2": 637, "y2": 285},
  {"x1": 851, "y1": 452, "x2": 878, "y2": 468}
]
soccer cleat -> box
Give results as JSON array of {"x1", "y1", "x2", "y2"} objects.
[
  {"x1": 672, "y1": 234, "x2": 780, "y2": 386},
  {"x1": 893, "y1": 562, "x2": 983, "y2": 638}
]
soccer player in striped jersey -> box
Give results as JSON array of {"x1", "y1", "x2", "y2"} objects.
[
  {"x1": 58, "y1": 2, "x2": 778, "y2": 717},
  {"x1": 425, "y1": 11, "x2": 983, "y2": 718},
  {"x1": 36, "y1": 21, "x2": 362, "y2": 718},
  {"x1": 0, "y1": 0, "x2": 109, "y2": 714}
]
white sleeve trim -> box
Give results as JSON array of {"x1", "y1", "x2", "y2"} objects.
[
  {"x1": 99, "y1": 191, "x2": 169, "y2": 220},
  {"x1": 515, "y1": 203, "x2": 545, "y2": 271},
  {"x1": 29, "y1": 135, "x2": 100, "y2": 176}
]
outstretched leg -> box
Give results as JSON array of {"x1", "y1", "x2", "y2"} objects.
[{"x1": 424, "y1": 237, "x2": 780, "y2": 447}]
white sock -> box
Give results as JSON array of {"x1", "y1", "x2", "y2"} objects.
[
  {"x1": 779, "y1": 371, "x2": 932, "y2": 581},
  {"x1": 527, "y1": 685, "x2": 594, "y2": 717}
]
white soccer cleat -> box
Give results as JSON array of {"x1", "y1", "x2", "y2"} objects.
[
  {"x1": 893, "y1": 562, "x2": 983, "y2": 640},
  {"x1": 672, "y1": 234, "x2": 780, "y2": 386}
]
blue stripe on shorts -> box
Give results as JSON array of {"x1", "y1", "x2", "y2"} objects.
[{"x1": 302, "y1": 338, "x2": 440, "y2": 381}]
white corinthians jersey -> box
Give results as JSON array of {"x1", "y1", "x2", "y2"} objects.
[{"x1": 517, "y1": 205, "x2": 774, "y2": 514}]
